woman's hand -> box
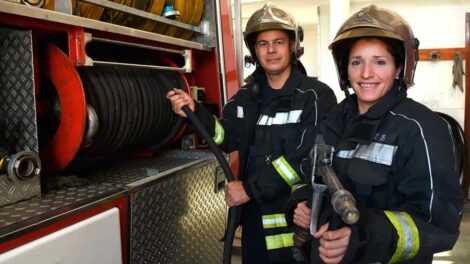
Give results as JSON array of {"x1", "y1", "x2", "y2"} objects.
[
  {"x1": 166, "y1": 88, "x2": 195, "y2": 117},
  {"x1": 314, "y1": 223, "x2": 351, "y2": 264},
  {"x1": 293, "y1": 201, "x2": 311, "y2": 229}
]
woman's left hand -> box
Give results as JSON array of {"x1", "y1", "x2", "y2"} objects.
[
  {"x1": 314, "y1": 222, "x2": 351, "y2": 264},
  {"x1": 293, "y1": 201, "x2": 311, "y2": 229}
]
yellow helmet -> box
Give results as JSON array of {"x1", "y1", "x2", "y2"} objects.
[
  {"x1": 244, "y1": 2, "x2": 302, "y2": 63},
  {"x1": 330, "y1": 5, "x2": 419, "y2": 89}
]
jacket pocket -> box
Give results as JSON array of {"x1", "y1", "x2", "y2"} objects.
[{"x1": 347, "y1": 159, "x2": 391, "y2": 208}]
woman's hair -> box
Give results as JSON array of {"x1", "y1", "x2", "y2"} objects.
[{"x1": 335, "y1": 36, "x2": 405, "y2": 88}]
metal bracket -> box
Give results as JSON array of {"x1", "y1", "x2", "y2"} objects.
[
  {"x1": 183, "y1": 49, "x2": 192, "y2": 73},
  {"x1": 82, "y1": 34, "x2": 192, "y2": 72},
  {"x1": 214, "y1": 166, "x2": 226, "y2": 193},
  {"x1": 68, "y1": 27, "x2": 86, "y2": 66},
  {"x1": 200, "y1": 20, "x2": 210, "y2": 36}
]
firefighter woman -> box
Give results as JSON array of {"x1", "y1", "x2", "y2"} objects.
[
  {"x1": 288, "y1": 5, "x2": 463, "y2": 264},
  {"x1": 167, "y1": 3, "x2": 336, "y2": 263}
]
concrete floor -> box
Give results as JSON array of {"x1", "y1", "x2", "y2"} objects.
[{"x1": 232, "y1": 204, "x2": 470, "y2": 264}]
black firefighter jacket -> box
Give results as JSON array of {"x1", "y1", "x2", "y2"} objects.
[
  {"x1": 194, "y1": 66, "x2": 337, "y2": 262},
  {"x1": 292, "y1": 84, "x2": 463, "y2": 263}
]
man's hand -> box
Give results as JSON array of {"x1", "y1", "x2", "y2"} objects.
[
  {"x1": 314, "y1": 223, "x2": 351, "y2": 264},
  {"x1": 166, "y1": 88, "x2": 195, "y2": 117},
  {"x1": 224, "y1": 181, "x2": 250, "y2": 207}
]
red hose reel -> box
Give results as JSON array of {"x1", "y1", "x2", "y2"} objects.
[{"x1": 39, "y1": 43, "x2": 189, "y2": 173}]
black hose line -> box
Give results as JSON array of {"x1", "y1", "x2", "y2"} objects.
[
  {"x1": 181, "y1": 105, "x2": 240, "y2": 264},
  {"x1": 436, "y1": 112, "x2": 466, "y2": 184}
]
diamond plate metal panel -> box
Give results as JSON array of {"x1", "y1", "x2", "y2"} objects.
[
  {"x1": 0, "y1": 28, "x2": 40, "y2": 207},
  {"x1": 0, "y1": 151, "x2": 214, "y2": 232},
  {"x1": 130, "y1": 159, "x2": 226, "y2": 264},
  {"x1": 0, "y1": 183, "x2": 119, "y2": 228},
  {"x1": 84, "y1": 150, "x2": 213, "y2": 187}
]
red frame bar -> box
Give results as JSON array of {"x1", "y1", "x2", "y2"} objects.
[{"x1": 219, "y1": 0, "x2": 240, "y2": 100}]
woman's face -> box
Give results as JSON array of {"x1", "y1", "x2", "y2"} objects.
[{"x1": 347, "y1": 38, "x2": 401, "y2": 114}]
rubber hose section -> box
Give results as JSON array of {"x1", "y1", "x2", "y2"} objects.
[{"x1": 181, "y1": 105, "x2": 240, "y2": 264}]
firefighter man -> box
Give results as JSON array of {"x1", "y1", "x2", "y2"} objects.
[{"x1": 167, "y1": 3, "x2": 336, "y2": 263}]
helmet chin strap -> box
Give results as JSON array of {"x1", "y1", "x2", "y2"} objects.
[{"x1": 395, "y1": 79, "x2": 406, "y2": 91}]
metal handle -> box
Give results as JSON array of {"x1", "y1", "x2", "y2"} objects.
[
  {"x1": 214, "y1": 166, "x2": 226, "y2": 193},
  {"x1": 84, "y1": 34, "x2": 193, "y2": 72},
  {"x1": 310, "y1": 183, "x2": 327, "y2": 234}
]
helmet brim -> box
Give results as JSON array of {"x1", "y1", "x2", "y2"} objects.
[
  {"x1": 243, "y1": 23, "x2": 295, "y2": 39},
  {"x1": 329, "y1": 27, "x2": 403, "y2": 50}
]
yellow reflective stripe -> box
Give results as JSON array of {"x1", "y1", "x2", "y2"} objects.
[
  {"x1": 0, "y1": 157, "x2": 4, "y2": 170},
  {"x1": 213, "y1": 117, "x2": 224, "y2": 145},
  {"x1": 265, "y1": 233, "x2": 294, "y2": 250},
  {"x1": 291, "y1": 183, "x2": 307, "y2": 193},
  {"x1": 262, "y1": 214, "x2": 287, "y2": 229},
  {"x1": 385, "y1": 211, "x2": 420, "y2": 263},
  {"x1": 272, "y1": 156, "x2": 301, "y2": 187}
]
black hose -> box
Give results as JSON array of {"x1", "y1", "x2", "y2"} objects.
[
  {"x1": 181, "y1": 105, "x2": 240, "y2": 264},
  {"x1": 436, "y1": 112, "x2": 466, "y2": 185}
]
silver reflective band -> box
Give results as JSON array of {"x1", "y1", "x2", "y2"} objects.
[
  {"x1": 336, "y1": 142, "x2": 397, "y2": 166},
  {"x1": 237, "y1": 106, "x2": 244, "y2": 118},
  {"x1": 384, "y1": 211, "x2": 419, "y2": 263},
  {"x1": 257, "y1": 110, "x2": 302, "y2": 126},
  {"x1": 262, "y1": 214, "x2": 287, "y2": 229}
]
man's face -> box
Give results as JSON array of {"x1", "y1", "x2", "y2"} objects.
[{"x1": 255, "y1": 30, "x2": 292, "y2": 76}]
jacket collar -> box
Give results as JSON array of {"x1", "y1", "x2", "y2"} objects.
[
  {"x1": 359, "y1": 82, "x2": 407, "y2": 120},
  {"x1": 323, "y1": 82, "x2": 407, "y2": 145},
  {"x1": 247, "y1": 64, "x2": 303, "y2": 98}
]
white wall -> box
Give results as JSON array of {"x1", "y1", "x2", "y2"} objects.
[
  {"x1": 318, "y1": 0, "x2": 470, "y2": 127},
  {"x1": 238, "y1": 0, "x2": 468, "y2": 127},
  {"x1": 300, "y1": 25, "x2": 319, "y2": 77}
]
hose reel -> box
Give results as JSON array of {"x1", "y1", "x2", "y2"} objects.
[
  {"x1": 78, "y1": 65, "x2": 184, "y2": 154},
  {"x1": 39, "y1": 42, "x2": 188, "y2": 172}
]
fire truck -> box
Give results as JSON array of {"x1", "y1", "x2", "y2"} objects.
[{"x1": 0, "y1": 0, "x2": 240, "y2": 262}]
